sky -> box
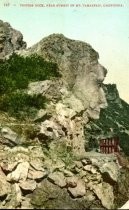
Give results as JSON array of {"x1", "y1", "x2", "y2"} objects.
[{"x1": 0, "y1": 0, "x2": 129, "y2": 103}]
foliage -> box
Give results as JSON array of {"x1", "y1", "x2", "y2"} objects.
[
  {"x1": 0, "y1": 53, "x2": 60, "y2": 93},
  {"x1": 0, "y1": 53, "x2": 60, "y2": 119},
  {"x1": 0, "y1": 92, "x2": 47, "y2": 119}
]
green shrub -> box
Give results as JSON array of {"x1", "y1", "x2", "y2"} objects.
[
  {"x1": 0, "y1": 92, "x2": 47, "y2": 119},
  {"x1": 0, "y1": 53, "x2": 60, "y2": 119},
  {"x1": 0, "y1": 53, "x2": 60, "y2": 93}
]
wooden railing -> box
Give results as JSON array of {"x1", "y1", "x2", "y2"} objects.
[{"x1": 99, "y1": 136, "x2": 119, "y2": 154}]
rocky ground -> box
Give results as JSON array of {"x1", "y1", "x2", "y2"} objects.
[
  {"x1": 0, "y1": 125, "x2": 122, "y2": 209},
  {"x1": 0, "y1": 20, "x2": 129, "y2": 209}
]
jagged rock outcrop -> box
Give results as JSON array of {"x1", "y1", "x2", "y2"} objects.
[
  {"x1": 24, "y1": 34, "x2": 108, "y2": 156},
  {"x1": 28, "y1": 34, "x2": 107, "y2": 115},
  {"x1": 0, "y1": 20, "x2": 26, "y2": 60}
]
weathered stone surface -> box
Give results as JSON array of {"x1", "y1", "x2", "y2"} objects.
[
  {"x1": 0, "y1": 168, "x2": 11, "y2": 197},
  {"x1": 43, "y1": 158, "x2": 65, "y2": 172},
  {"x1": 2, "y1": 183, "x2": 21, "y2": 209},
  {"x1": 85, "y1": 191, "x2": 96, "y2": 202},
  {"x1": 7, "y1": 162, "x2": 29, "y2": 182},
  {"x1": 1, "y1": 161, "x2": 18, "y2": 172},
  {"x1": 92, "y1": 182, "x2": 114, "y2": 209},
  {"x1": 48, "y1": 172, "x2": 66, "y2": 187},
  {"x1": 1, "y1": 127, "x2": 21, "y2": 146},
  {"x1": 56, "y1": 102, "x2": 76, "y2": 120},
  {"x1": 31, "y1": 179, "x2": 59, "y2": 205},
  {"x1": 39, "y1": 119, "x2": 64, "y2": 140},
  {"x1": 100, "y1": 162, "x2": 119, "y2": 182},
  {"x1": 14, "y1": 183, "x2": 22, "y2": 203},
  {"x1": 24, "y1": 34, "x2": 108, "y2": 156},
  {"x1": 30, "y1": 179, "x2": 93, "y2": 209},
  {"x1": 91, "y1": 156, "x2": 119, "y2": 182},
  {"x1": 28, "y1": 34, "x2": 107, "y2": 118},
  {"x1": 82, "y1": 158, "x2": 92, "y2": 165},
  {"x1": 66, "y1": 176, "x2": 78, "y2": 188},
  {"x1": 30, "y1": 159, "x2": 44, "y2": 171},
  {"x1": 28, "y1": 80, "x2": 52, "y2": 96},
  {"x1": 28, "y1": 168, "x2": 47, "y2": 180},
  {"x1": 75, "y1": 161, "x2": 83, "y2": 169},
  {"x1": 63, "y1": 169, "x2": 74, "y2": 177},
  {"x1": 19, "y1": 180, "x2": 36, "y2": 191},
  {"x1": 83, "y1": 165, "x2": 97, "y2": 174},
  {"x1": 21, "y1": 198, "x2": 33, "y2": 209},
  {"x1": 79, "y1": 170, "x2": 87, "y2": 178},
  {"x1": 68, "y1": 179, "x2": 86, "y2": 198},
  {"x1": 114, "y1": 167, "x2": 129, "y2": 208},
  {"x1": 0, "y1": 20, "x2": 26, "y2": 59},
  {"x1": 7, "y1": 146, "x2": 29, "y2": 154},
  {"x1": 28, "y1": 146, "x2": 45, "y2": 158}
]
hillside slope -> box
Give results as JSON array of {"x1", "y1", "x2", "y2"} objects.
[{"x1": 85, "y1": 84, "x2": 129, "y2": 156}]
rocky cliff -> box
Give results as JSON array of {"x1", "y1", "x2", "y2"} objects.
[
  {"x1": 0, "y1": 20, "x2": 26, "y2": 60},
  {"x1": 25, "y1": 33, "x2": 107, "y2": 156},
  {"x1": 0, "y1": 20, "x2": 129, "y2": 209}
]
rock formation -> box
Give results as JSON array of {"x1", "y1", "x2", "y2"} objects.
[
  {"x1": 28, "y1": 34, "x2": 108, "y2": 118},
  {"x1": 0, "y1": 20, "x2": 129, "y2": 209},
  {"x1": 0, "y1": 20, "x2": 26, "y2": 60},
  {"x1": 25, "y1": 33, "x2": 107, "y2": 156}
]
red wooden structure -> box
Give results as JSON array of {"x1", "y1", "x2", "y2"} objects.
[{"x1": 99, "y1": 136, "x2": 119, "y2": 154}]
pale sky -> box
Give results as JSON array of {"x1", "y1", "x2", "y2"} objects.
[{"x1": 0, "y1": 0, "x2": 129, "y2": 103}]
